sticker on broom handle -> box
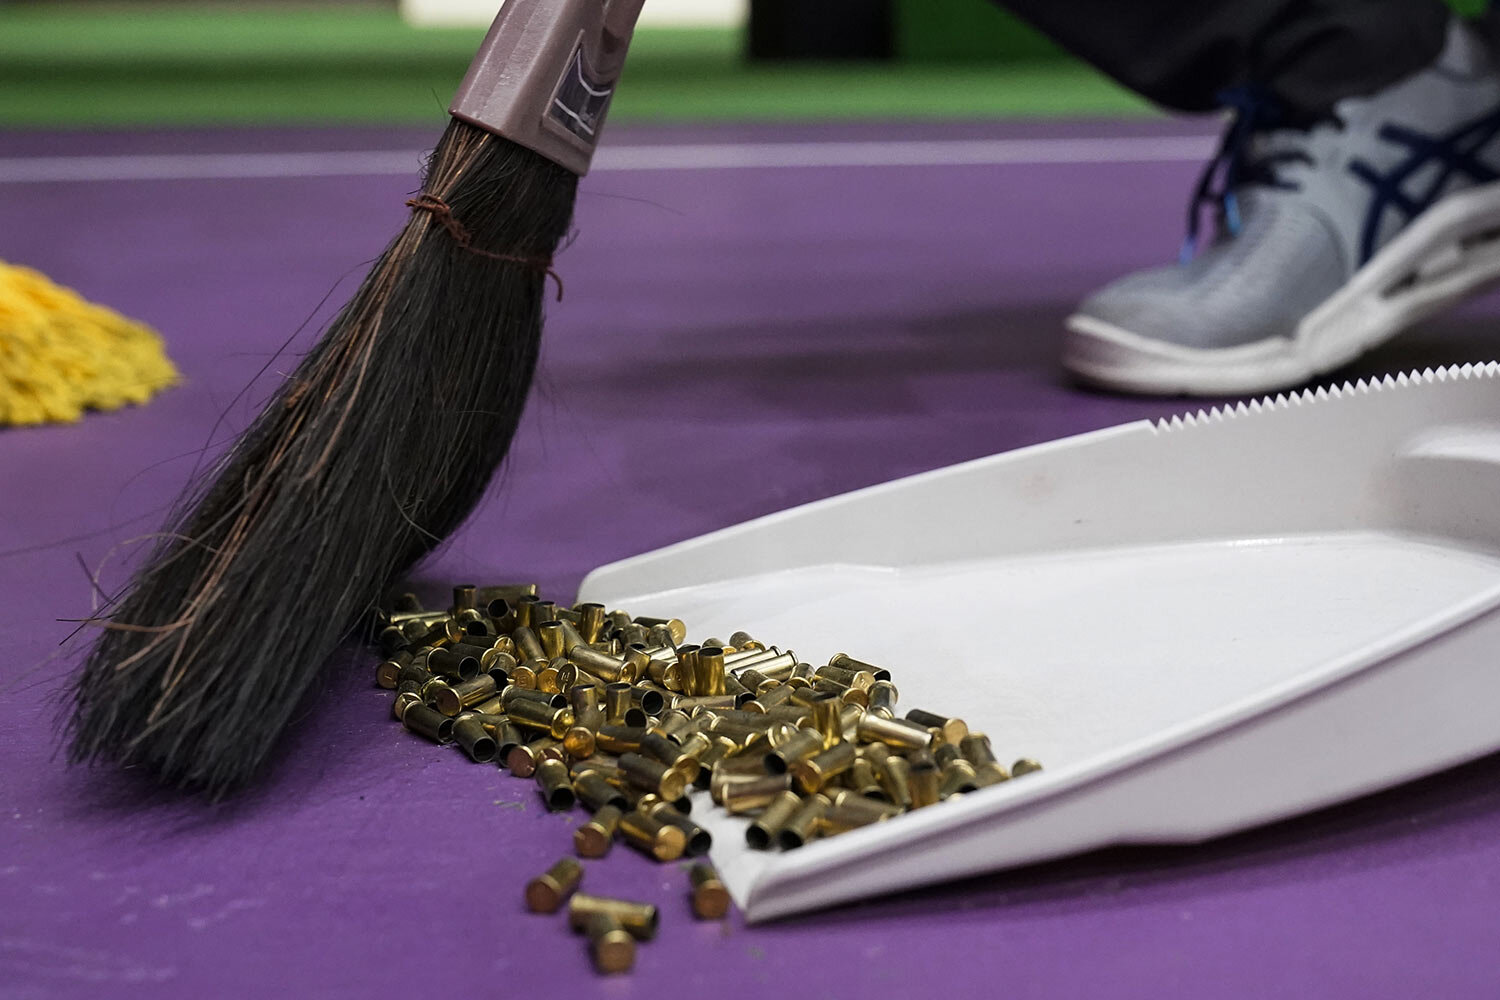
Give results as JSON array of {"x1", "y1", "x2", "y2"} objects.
[{"x1": 549, "y1": 43, "x2": 617, "y2": 142}]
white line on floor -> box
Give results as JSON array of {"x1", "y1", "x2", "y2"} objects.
[{"x1": 0, "y1": 136, "x2": 1216, "y2": 184}]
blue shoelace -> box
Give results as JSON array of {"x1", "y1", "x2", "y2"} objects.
[{"x1": 1181, "y1": 85, "x2": 1313, "y2": 263}]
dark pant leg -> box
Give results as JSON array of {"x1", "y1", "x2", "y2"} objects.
[{"x1": 996, "y1": 0, "x2": 1451, "y2": 116}]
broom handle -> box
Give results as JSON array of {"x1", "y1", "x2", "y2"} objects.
[{"x1": 449, "y1": 0, "x2": 649, "y2": 177}]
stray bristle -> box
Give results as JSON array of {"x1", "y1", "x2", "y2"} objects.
[{"x1": 66, "y1": 119, "x2": 579, "y2": 795}]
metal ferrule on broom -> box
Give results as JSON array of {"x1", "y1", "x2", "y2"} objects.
[{"x1": 449, "y1": 0, "x2": 649, "y2": 176}]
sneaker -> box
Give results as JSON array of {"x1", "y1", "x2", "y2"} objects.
[{"x1": 1063, "y1": 20, "x2": 1500, "y2": 396}]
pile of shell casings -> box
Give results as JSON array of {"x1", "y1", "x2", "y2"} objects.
[{"x1": 376, "y1": 584, "x2": 1040, "y2": 969}]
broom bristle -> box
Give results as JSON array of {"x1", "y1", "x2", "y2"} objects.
[{"x1": 67, "y1": 119, "x2": 579, "y2": 794}]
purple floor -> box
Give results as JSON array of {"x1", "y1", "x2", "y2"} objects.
[{"x1": 4, "y1": 119, "x2": 1500, "y2": 997}]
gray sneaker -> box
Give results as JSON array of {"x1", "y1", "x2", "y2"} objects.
[{"x1": 1063, "y1": 20, "x2": 1500, "y2": 396}]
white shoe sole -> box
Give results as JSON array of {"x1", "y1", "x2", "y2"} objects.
[{"x1": 1062, "y1": 179, "x2": 1500, "y2": 396}]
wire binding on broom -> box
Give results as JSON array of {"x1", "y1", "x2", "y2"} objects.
[{"x1": 405, "y1": 194, "x2": 564, "y2": 301}]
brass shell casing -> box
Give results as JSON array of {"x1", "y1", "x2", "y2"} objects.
[
  {"x1": 426, "y1": 645, "x2": 479, "y2": 681},
  {"x1": 525, "y1": 857, "x2": 582, "y2": 913},
  {"x1": 629, "y1": 684, "x2": 666, "y2": 717},
  {"x1": 618, "y1": 752, "x2": 687, "y2": 800},
  {"x1": 692, "y1": 736, "x2": 736, "y2": 787},
  {"x1": 392, "y1": 691, "x2": 423, "y2": 722},
  {"x1": 645, "y1": 803, "x2": 711, "y2": 856},
  {"x1": 677, "y1": 730, "x2": 713, "y2": 761},
  {"x1": 617, "y1": 810, "x2": 687, "y2": 861},
  {"x1": 632, "y1": 616, "x2": 687, "y2": 645},
  {"x1": 689, "y1": 862, "x2": 731, "y2": 919},
  {"x1": 386, "y1": 610, "x2": 440, "y2": 632},
  {"x1": 430, "y1": 674, "x2": 497, "y2": 717},
  {"x1": 618, "y1": 623, "x2": 650, "y2": 648},
  {"x1": 751, "y1": 684, "x2": 797, "y2": 710},
  {"x1": 568, "y1": 893, "x2": 660, "y2": 941},
  {"x1": 558, "y1": 617, "x2": 585, "y2": 650},
  {"x1": 502, "y1": 685, "x2": 567, "y2": 711},
  {"x1": 827, "y1": 652, "x2": 892, "y2": 681},
  {"x1": 822, "y1": 679, "x2": 869, "y2": 709},
  {"x1": 575, "y1": 804, "x2": 622, "y2": 858},
  {"x1": 939, "y1": 759, "x2": 979, "y2": 798},
  {"x1": 595, "y1": 725, "x2": 646, "y2": 755},
  {"x1": 474, "y1": 583, "x2": 537, "y2": 607},
  {"x1": 655, "y1": 711, "x2": 695, "y2": 745},
  {"x1": 672, "y1": 694, "x2": 737, "y2": 712},
  {"x1": 846, "y1": 757, "x2": 886, "y2": 800},
  {"x1": 693, "y1": 646, "x2": 727, "y2": 697},
  {"x1": 396, "y1": 661, "x2": 434, "y2": 691},
  {"x1": 569, "y1": 683, "x2": 602, "y2": 715},
  {"x1": 727, "y1": 630, "x2": 761, "y2": 650},
  {"x1": 512, "y1": 595, "x2": 539, "y2": 630},
  {"x1": 576, "y1": 603, "x2": 606, "y2": 644},
  {"x1": 570, "y1": 755, "x2": 625, "y2": 785},
  {"x1": 675, "y1": 645, "x2": 702, "y2": 695},
  {"x1": 536, "y1": 621, "x2": 566, "y2": 660},
  {"x1": 586, "y1": 914, "x2": 635, "y2": 975},
  {"x1": 815, "y1": 664, "x2": 875, "y2": 691},
  {"x1": 830, "y1": 788, "x2": 902, "y2": 819},
  {"x1": 375, "y1": 651, "x2": 411, "y2": 689},
  {"x1": 856, "y1": 714, "x2": 932, "y2": 751},
  {"x1": 820, "y1": 800, "x2": 898, "y2": 836},
  {"x1": 536, "y1": 758, "x2": 576, "y2": 811},
  {"x1": 567, "y1": 644, "x2": 627, "y2": 683},
  {"x1": 718, "y1": 774, "x2": 792, "y2": 814},
  {"x1": 726, "y1": 646, "x2": 788, "y2": 669},
  {"x1": 1012, "y1": 758, "x2": 1044, "y2": 777},
  {"x1": 764, "y1": 728, "x2": 825, "y2": 774},
  {"x1": 482, "y1": 649, "x2": 517, "y2": 684},
  {"x1": 506, "y1": 699, "x2": 575, "y2": 739},
  {"x1": 506, "y1": 736, "x2": 560, "y2": 777},
  {"x1": 490, "y1": 720, "x2": 525, "y2": 762},
  {"x1": 737, "y1": 668, "x2": 777, "y2": 696},
  {"x1": 721, "y1": 672, "x2": 754, "y2": 706},
  {"x1": 779, "y1": 794, "x2": 832, "y2": 850},
  {"x1": 470, "y1": 694, "x2": 505, "y2": 716},
  {"x1": 619, "y1": 645, "x2": 651, "y2": 684},
  {"x1": 809, "y1": 692, "x2": 843, "y2": 749},
  {"x1": 974, "y1": 762, "x2": 1012, "y2": 787},
  {"x1": 604, "y1": 683, "x2": 633, "y2": 724},
  {"x1": 746, "y1": 790, "x2": 803, "y2": 850},
  {"x1": 866, "y1": 680, "x2": 899, "y2": 719},
  {"x1": 958, "y1": 733, "x2": 997, "y2": 768},
  {"x1": 908, "y1": 751, "x2": 941, "y2": 809},
  {"x1": 453, "y1": 714, "x2": 498, "y2": 762},
  {"x1": 790, "y1": 742, "x2": 857, "y2": 794},
  {"x1": 402, "y1": 703, "x2": 454, "y2": 744},
  {"x1": 451, "y1": 584, "x2": 478, "y2": 612},
  {"x1": 513, "y1": 626, "x2": 546, "y2": 663},
  {"x1": 640, "y1": 732, "x2": 697, "y2": 779},
  {"x1": 878, "y1": 754, "x2": 914, "y2": 809},
  {"x1": 905, "y1": 708, "x2": 968, "y2": 745},
  {"x1": 574, "y1": 771, "x2": 628, "y2": 812},
  {"x1": 562, "y1": 725, "x2": 597, "y2": 760}
]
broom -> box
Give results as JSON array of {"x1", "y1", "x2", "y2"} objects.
[{"x1": 66, "y1": 0, "x2": 647, "y2": 794}]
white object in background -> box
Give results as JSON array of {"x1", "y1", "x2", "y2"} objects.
[
  {"x1": 401, "y1": 0, "x2": 746, "y2": 29},
  {"x1": 578, "y1": 363, "x2": 1500, "y2": 922}
]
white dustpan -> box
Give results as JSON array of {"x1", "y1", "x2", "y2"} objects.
[{"x1": 577, "y1": 362, "x2": 1500, "y2": 922}]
